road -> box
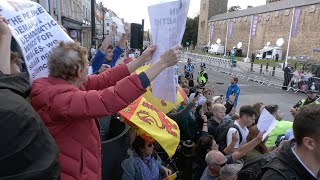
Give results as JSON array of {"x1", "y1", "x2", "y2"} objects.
[{"x1": 179, "y1": 59, "x2": 305, "y2": 121}]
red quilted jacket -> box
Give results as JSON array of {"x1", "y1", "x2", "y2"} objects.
[{"x1": 30, "y1": 63, "x2": 146, "y2": 180}]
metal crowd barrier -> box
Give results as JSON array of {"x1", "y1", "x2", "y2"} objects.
[{"x1": 183, "y1": 52, "x2": 284, "y2": 88}]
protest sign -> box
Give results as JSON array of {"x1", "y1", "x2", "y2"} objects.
[
  {"x1": 257, "y1": 108, "x2": 277, "y2": 141},
  {"x1": 148, "y1": 0, "x2": 190, "y2": 103},
  {"x1": 111, "y1": 16, "x2": 125, "y2": 34},
  {"x1": 0, "y1": 0, "x2": 72, "y2": 82}
]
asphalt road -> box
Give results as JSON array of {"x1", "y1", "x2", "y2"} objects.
[{"x1": 179, "y1": 60, "x2": 305, "y2": 121}]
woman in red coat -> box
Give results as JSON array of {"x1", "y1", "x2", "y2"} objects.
[{"x1": 30, "y1": 39, "x2": 182, "y2": 180}]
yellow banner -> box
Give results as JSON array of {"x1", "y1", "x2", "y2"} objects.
[
  {"x1": 135, "y1": 65, "x2": 187, "y2": 114},
  {"x1": 119, "y1": 96, "x2": 180, "y2": 158}
]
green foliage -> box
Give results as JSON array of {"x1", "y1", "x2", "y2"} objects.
[{"x1": 182, "y1": 15, "x2": 199, "y2": 47}]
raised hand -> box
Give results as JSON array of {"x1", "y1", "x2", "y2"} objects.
[
  {"x1": 232, "y1": 132, "x2": 239, "y2": 143},
  {"x1": 159, "y1": 45, "x2": 183, "y2": 68},
  {"x1": 139, "y1": 45, "x2": 156, "y2": 63}
]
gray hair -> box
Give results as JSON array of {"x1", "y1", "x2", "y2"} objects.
[
  {"x1": 220, "y1": 161, "x2": 244, "y2": 179},
  {"x1": 48, "y1": 41, "x2": 87, "y2": 81}
]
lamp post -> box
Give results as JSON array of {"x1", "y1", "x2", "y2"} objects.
[{"x1": 91, "y1": 0, "x2": 95, "y2": 46}]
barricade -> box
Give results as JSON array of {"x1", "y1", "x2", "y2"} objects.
[{"x1": 183, "y1": 52, "x2": 284, "y2": 89}]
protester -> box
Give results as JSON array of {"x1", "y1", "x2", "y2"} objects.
[
  {"x1": 245, "y1": 125, "x2": 268, "y2": 159},
  {"x1": 261, "y1": 104, "x2": 320, "y2": 180},
  {"x1": 207, "y1": 104, "x2": 226, "y2": 137},
  {"x1": 283, "y1": 64, "x2": 292, "y2": 90},
  {"x1": 122, "y1": 136, "x2": 172, "y2": 179},
  {"x1": 290, "y1": 82, "x2": 320, "y2": 116},
  {"x1": 225, "y1": 77, "x2": 240, "y2": 107},
  {"x1": 194, "y1": 111, "x2": 264, "y2": 180},
  {"x1": 197, "y1": 63, "x2": 208, "y2": 87},
  {"x1": 0, "y1": 16, "x2": 60, "y2": 179},
  {"x1": 171, "y1": 96, "x2": 198, "y2": 141},
  {"x1": 264, "y1": 104, "x2": 292, "y2": 148},
  {"x1": 30, "y1": 27, "x2": 182, "y2": 179},
  {"x1": 201, "y1": 150, "x2": 228, "y2": 180},
  {"x1": 216, "y1": 105, "x2": 257, "y2": 154},
  {"x1": 252, "y1": 102, "x2": 264, "y2": 124},
  {"x1": 92, "y1": 24, "x2": 128, "y2": 72}
]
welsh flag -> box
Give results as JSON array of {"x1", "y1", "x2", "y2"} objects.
[{"x1": 119, "y1": 96, "x2": 180, "y2": 158}]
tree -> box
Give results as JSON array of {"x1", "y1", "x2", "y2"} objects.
[
  {"x1": 182, "y1": 15, "x2": 199, "y2": 47},
  {"x1": 228, "y1": 5, "x2": 241, "y2": 12}
]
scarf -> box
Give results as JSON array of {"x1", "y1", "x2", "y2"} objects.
[{"x1": 134, "y1": 154, "x2": 159, "y2": 180}]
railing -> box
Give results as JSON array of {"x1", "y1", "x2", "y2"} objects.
[{"x1": 183, "y1": 52, "x2": 284, "y2": 88}]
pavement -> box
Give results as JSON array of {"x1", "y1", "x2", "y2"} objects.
[{"x1": 179, "y1": 53, "x2": 306, "y2": 121}]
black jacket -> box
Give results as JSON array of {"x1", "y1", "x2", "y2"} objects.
[
  {"x1": 0, "y1": 72, "x2": 60, "y2": 180},
  {"x1": 261, "y1": 140, "x2": 317, "y2": 180}
]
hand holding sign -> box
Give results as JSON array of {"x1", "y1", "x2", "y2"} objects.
[
  {"x1": 111, "y1": 16, "x2": 125, "y2": 34},
  {"x1": 0, "y1": 16, "x2": 11, "y2": 36},
  {"x1": 140, "y1": 45, "x2": 156, "y2": 63},
  {"x1": 159, "y1": 45, "x2": 183, "y2": 67}
]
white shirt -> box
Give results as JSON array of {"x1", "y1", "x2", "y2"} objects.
[
  {"x1": 291, "y1": 145, "x2": 319, "y2": 179},
  {"x1": 226, "y1": 121, "x2": 249, "y2": 148}
]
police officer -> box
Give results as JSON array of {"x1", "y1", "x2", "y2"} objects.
[
  {"x1": 197, "y1": 63, "x2": 208, "y2": 87},
  {"x1": 290, "y1": 82, "x2": 320, "y2": 116}
]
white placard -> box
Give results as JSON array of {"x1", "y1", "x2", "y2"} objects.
[
  {"x1": 0, "y1": 0, "x2": 72, "y2": 82},
  {"x1": 148, "y1": 0, "x2": 190, "y2": 103},
  {"x1": 111, "y1": 16, "x2": 125, "y2": 34},
  {"x1": 257, "y1": 108, "x2": 277, "y2": 141}
]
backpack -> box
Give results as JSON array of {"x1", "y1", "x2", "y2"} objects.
[
  {"x1": 214, "y1": 120, "x2": 243, "y2": 152},
  {"x1": 237, "y1": 152, "x2": 298, "y2": 180}
]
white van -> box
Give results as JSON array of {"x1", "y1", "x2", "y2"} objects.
[
  {"x1": 208, "y1": 44, "x2": 225, "y2": 55},
  {"x1": 256, "y1": 46, "x2": 282, "y2": 60}
]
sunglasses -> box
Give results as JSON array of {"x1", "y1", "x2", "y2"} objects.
[{"x1": 211, "y1": 162, "x2": 226, "y2": 168}]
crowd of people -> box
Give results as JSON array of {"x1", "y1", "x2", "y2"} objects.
[{"x1": 1, "y1": 12, "x2": 320, "y2": 180}]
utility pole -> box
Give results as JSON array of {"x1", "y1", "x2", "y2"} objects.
[{"x1": 91, "y1": 0, "x2": 96, "y2": 46}]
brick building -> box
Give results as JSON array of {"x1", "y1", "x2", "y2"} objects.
[{"x1": 198, "y1": 0, "x2": 320, "y2": 60}]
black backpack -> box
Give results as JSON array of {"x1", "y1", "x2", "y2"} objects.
[
  {"x1": 215, "y1": 120, "x2": 243, "y2": 152},
  {"x1": 237, "y1": 152, "x2": 298, "y2": 180}
]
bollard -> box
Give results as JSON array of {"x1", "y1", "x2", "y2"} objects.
[
  {"x1": 272, "y1": 67, "x2": 276, "y2": 76},
  {"x1": 251, "y1": 63, "x2": 253, "y2": 72},
  {"x1": 260, "y1": 64, "x2": 263, "y2": 74},
  {"x1": 266, "y1": 63, "x2": 269, "y2": 71}
]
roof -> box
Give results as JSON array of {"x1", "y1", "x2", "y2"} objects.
[{"x1": 209, "y1": 0, "x2": 320, "y2": 22}]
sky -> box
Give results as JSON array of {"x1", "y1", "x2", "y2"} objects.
[{"x1": 101, "y1": 0, "x2": 266, "y2": 30}]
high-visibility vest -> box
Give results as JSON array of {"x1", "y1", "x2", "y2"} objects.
[
  {"x1": 197, "y1": 71, "x2": 207, "y2": 84},
  {"x1": 300, "y1": 97, "x2": 320, "y2": 107}
]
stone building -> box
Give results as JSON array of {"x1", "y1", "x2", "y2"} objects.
[
  {"x1": 197, "y1": 0, "x2": 228, "y2": 48},
  {"x1": 199, "y1": 0, "x2": 320, "y2": 60}
]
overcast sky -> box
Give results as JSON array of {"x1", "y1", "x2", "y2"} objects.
[{"x1": 100, "y1": 0, "x2": 266, "y2": 30}]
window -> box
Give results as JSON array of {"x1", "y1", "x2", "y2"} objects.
[
  {"x1": 275, "y1": 11, "x2": 280, "y2": 17},
  {"x1": 107, "y1": 23, "x2": 109, "y2": 26}
]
